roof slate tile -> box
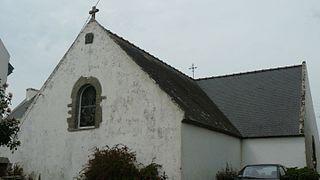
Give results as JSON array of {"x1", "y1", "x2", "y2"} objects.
[{"x1": 197, "y1": 65, "x2": 303, "y2": 138}]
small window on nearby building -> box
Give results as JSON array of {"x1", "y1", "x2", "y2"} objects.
[
  {"x1": 67, "y1": 76, "x2": 104, "y2": 131},
  {"x1": 78, "y1": 85, "x2": 96, "y2": 128},
  {"x1": 85, "y1": 33, "x2": 94, "y2": 44},
  {"x1": 312, "y1": 136, "x2": 317, "y2": 169}
]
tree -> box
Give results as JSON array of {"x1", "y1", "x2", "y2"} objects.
[{"x1": 0, "y1": 81, "x2": 20, "y2": 151}]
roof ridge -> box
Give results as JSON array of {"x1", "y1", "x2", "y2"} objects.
[
  {"x1": 196, "y1": 63, "x2": 303, "y2": 81},
  {"x1": 94, "y1": 20, "x2": 194, "y2": 81}
]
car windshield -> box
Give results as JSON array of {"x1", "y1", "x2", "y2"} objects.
[{"x1": 242, "y1": 165, "x2": 278, "y2": 178}]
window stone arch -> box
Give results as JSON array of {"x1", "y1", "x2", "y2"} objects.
[{"x1": 67, "y1": 76, "x2": 104, "y2": 131}]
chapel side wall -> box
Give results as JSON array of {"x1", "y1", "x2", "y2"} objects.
[
  {"x1": 0, "y1": 39, "x2": 9, "y2": 84},
  {"x1": 303, "y1": 66, "x2": 320, "y2": 172},
  {"x1": 6, "y1": 21, "x2": 184, "y2": 180},
  {"x1": 181, "y1": 124, "x2": 241, "y2": 180},
  {"x1": 241, "y1": 137, "x2": 306, "y2": 168}
]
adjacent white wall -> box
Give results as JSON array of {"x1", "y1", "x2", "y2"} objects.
[
  {"x1": 181, "y1": 124, "x2": 241, "y2": 180},
  {"x1": 242, "y1": 137, "x2": 306, "y2": 168},
  {"x1": 0, "y1": 38, "x2": 10, "y2": 84},
  {"x1": 1, "y1": 21, "x2": 184, "y2": 179}
]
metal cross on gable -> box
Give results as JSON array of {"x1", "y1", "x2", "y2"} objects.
[
  {"x1": 189, "y1": 63, "x2": 197, "y2": 79},
  {"x1": 89, "y1": 6, "x2": 99, "y2": 19}
]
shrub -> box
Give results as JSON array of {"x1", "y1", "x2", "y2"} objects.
[
  {"x1": 286, "y1": 167, "x2": 320, "y2": 180},
  {"x1": 2, "y1": 163, "x2": 34, "y2": 180},
  {"x1": 7, "y1": 164, "x2": 24, "y2": 176},
  {"x1": 79, "y1": 144, "x2": 167, "y2": 180},
  {"x1": 216, "y1": 163, "x2": 237, "y2": 180},
  {"x1": 139, "y1": 162, "x2": 167, "y2": 179}
]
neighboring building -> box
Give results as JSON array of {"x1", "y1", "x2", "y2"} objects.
[
  {"x1": 0, "y1": 38, "x2": 14, "y2": 85},
  {"x1": 8, "y1": 88, "x2": 39, "y2": 121},
  {"x1": 0, "y1": 19, "x2": 319, "y2": 180},
  {"x1": 196, "y1": 64, "x2": 318, "y2": 170}
]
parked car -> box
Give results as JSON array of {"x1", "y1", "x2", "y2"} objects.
[{"x1": 236, "y1": 164, "x2": 289, "y2": 180}]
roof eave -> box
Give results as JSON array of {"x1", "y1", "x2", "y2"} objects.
[
  {"x1": 182, "y1": 118, "x2": 242, "y2": 138},
  {"x1": 242, "y1": 134, "x2": 304, "y2": 139}
]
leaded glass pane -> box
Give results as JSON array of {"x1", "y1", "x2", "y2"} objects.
[
  {"x1": 80, "y1": 107, "x2": 96, "y2": 127},
  {"x1": 79, "y1": 86, "x2": 96, "y2": 127},
  {"x1": 81, "y1": 86, "x2": 96, "y2": 106}
]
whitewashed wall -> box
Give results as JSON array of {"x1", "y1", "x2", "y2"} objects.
[
  {"x1": 303, "y1": 65, "x2": 320, "y2": 172},
  {"x1": 242, "y1": 137, "x2": 306, "y2": 168},
  {"x1": 181, "y1": 124, "x2": 241, "y2": 180},
  {"x1": 0, "y1": 38, "x2": 10, "y2": 84},
  {"x1": 3, "y1": 20, "x2": 184, "y2": 179}
]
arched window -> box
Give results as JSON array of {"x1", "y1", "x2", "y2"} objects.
[
  {"x1": 78, "y1": 85, "x2": 96, "y2": 128},
  {"x1": 67, "y1": 76, "x2": 104, "y2": 131}
]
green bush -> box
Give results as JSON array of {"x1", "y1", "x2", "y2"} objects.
[
  {"x1": 216, "y1": 163, "x2": 237, "y2": 180},
  {"x1": 139, "y1": 162, "x2": 166, "y2": 179},
  {"x1": 286, "y1": 167, "x2": 320, "y2": 180},
  {"x1": 7, "y1": 164, "x2": 24, "y2": 176},
  {"x1": 79, "y1": 144, "x2": 167, "y2": 180}
]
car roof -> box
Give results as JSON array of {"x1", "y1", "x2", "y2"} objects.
[{"x1": 245, "y1": 164, "x2": 284, "y2": 167}]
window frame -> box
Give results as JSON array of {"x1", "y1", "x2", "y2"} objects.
[
  {"x1": 85, "y1": 33, "x2": 94, "y2": 44},
  {"x1": 67, "y1": 76, "x2": 105, "y2": 131}
]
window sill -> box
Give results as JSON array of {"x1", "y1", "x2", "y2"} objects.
[{"x1": 68, "y1": 127, "x2": 97, "y2": 132}]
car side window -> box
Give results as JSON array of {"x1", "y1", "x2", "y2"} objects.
[{"x1": 279, "y1": 166, "x2": 286, "y2": 176}]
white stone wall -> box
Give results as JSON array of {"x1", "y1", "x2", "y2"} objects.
[
  {"x1": 3, "y1": 21, "x2": 184, "y2": 179},
  {"x1": 303, "y1": 66, "x2": 320, "y2": 172},
  {"x1": 181, "y1": 124, "x2": 241, "y2": 180},
  {"x1": 241, "y1": 137, "x2": 306, "y2": 168},
  {"x1": 0, "y1": 38, "x2": 10, "y2": 84}
]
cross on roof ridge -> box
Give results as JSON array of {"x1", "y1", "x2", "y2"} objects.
[
  {"x1": 89, "y1": 6, "x2": 99, "y2": 19},
  {"x1": 189, "y1": 63, "x2": 197, "y2": 78}
]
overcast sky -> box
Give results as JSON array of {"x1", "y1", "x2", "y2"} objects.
[{"x1": 1, "y1": 0, "x2": 319, "y2": 121}]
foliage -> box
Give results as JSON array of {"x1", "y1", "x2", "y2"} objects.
[
  {"x1": 285, "y1": 167, "x2": 320, "y2": 180},
  {"x1": 7, "y1": 164, "x2": 24, "y2": 176},
  {"x1": 4, "y1": 164, "x2": 34, "y2": 180},
  {"x1": 0, "y1": 81, "x2": 20, "y2": 151},
  {"x1": 216, "y1": 163, "x2": 237, "y2": 180},
  {"x1": 79, "y1": 144, "x2": 167, "y2": 180},
  {"x1": 139, "y1": 162, "x2": 166, "y2": 179}
]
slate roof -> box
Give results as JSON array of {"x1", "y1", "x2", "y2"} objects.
[
  {"x1": 196, "y1": 65, "x2": 303, "y2": 138},
  {"x1": 8, "y1": 96, "x2": 36, "y2": 120},
  {"x1": 94, "y1": 20, "x2": 241, "y2": 137}
]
